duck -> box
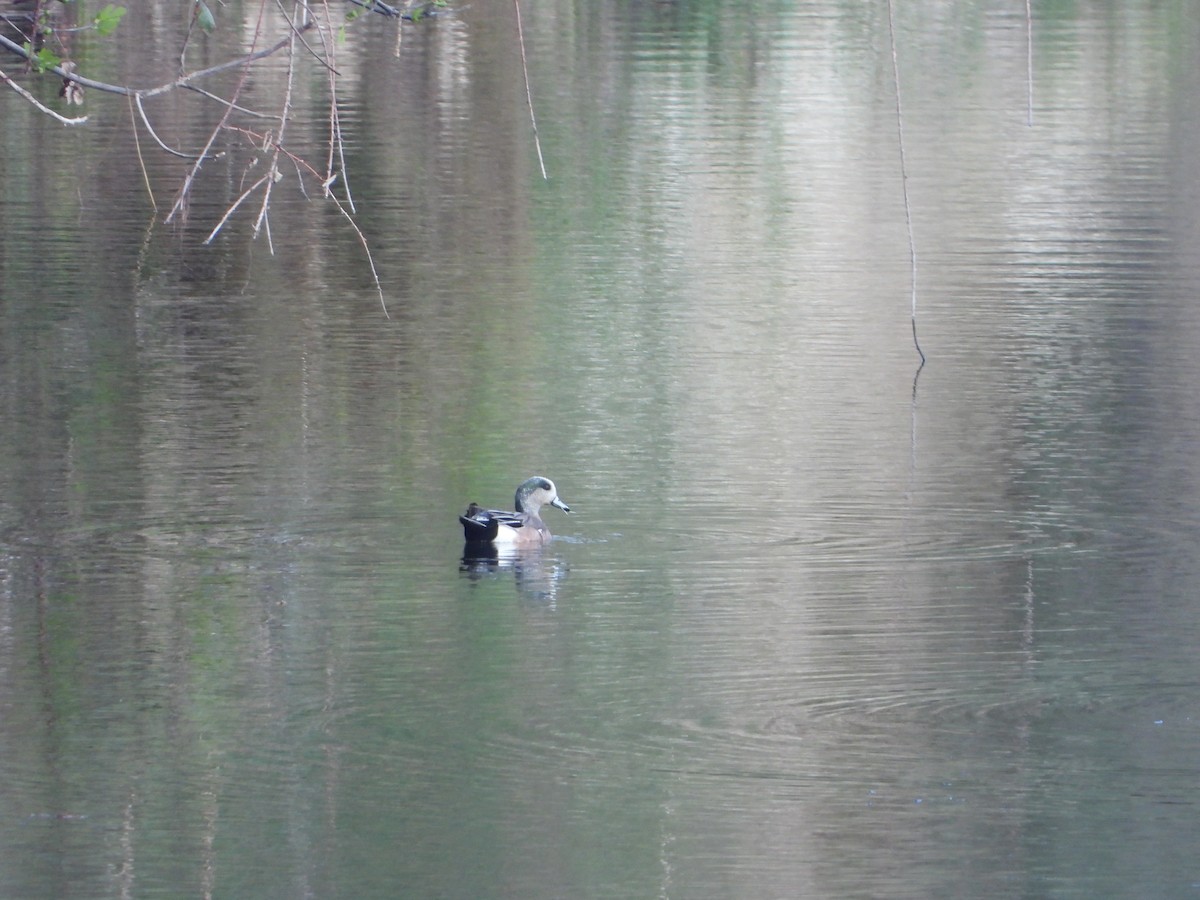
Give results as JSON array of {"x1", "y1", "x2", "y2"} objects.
[{"x1": 460, "y1": 476, "x2": 571, "y2": 546}]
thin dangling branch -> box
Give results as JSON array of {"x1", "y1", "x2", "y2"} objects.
[
  {"x1": 885, "y1": 0, "x2": 925, "y2": 366},
  {"x1": 513, "y1": 0, "x2": 547, "y2": 180}
]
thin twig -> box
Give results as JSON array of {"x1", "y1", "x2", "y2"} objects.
[
  {"x1": 328, "y1": 34, "x2": 355, "y2": 211},
  {"x1": 288, "y1": 153, "x2": 312, "y2": 199},
  {"x1": 347, "y1": 0, "x2": 401, "y2": 16},
  {"x1": 225, "y1": 126, "x2": 319, "y2": 178},
  {"x1": 0, "y1": 65, "x2": 88, "y2": 124},
  {"x1": 513, "y1": 0, "x2": 547, "y2": 180},
  {"x1": 885, "y1": 0, "x2": 925, "y2": 365},
  {"x1": 263, "y1": 203, "x2": 275, "y2": 255},
  {"x1": 181, "y1": 84, "x2": 275, "y2": 119},
  {"x1": 0, "y1": 27, "x2": 312, "y2": 99},
  {"x1": 179, "y1": 1, "x2": 198, "y2": 73},
  {"x1": 128, "y1": 93, "x2": 157, "y2": 210},
  {"x1": 252, "y1": 1, "x2": 303, "y2": 242},
  {"x1": 315, "y1": 2, "x2": 355, "y2": 212},
  {"x1": 272, "y1": 0, "x2": 341, "y2": 76},
  {"x1": 332, "y1": 197, "x2": 389, "y2": 319},
  {"x1": 203, "y1": 174, "x2": 272, "y2": 244},
  {"x1": 142, "y1": 22, "x2": 316, "y2": 98},
  {"x1": 135, "y1": 93, "x2": 215, "y2": 159},
  {"x1": 167, "y1": 2, "x2": 272, "y2": 225}
]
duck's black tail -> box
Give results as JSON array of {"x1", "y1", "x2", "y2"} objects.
[{"x1": 460, "y1": 512, "x2": 499, "y2": 543}]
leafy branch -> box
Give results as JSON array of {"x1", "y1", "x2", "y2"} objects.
[{"x1": 0, "y1": 1, "x2": 453, "y2": 317}]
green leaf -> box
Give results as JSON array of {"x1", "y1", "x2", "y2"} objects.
[
  {"x1": 27, "y1": 44, "x2": 63, "y2": 74},
  {"x1": 93, "y1": 5, "x2": 126, "y2": 38},
  {"x1": 194, "y1": 0, "x2": 216, "y2": 34}
]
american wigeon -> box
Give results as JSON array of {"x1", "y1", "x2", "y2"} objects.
[{"x1": 460, "y1": 476, "x2": 571, "y2": 546}]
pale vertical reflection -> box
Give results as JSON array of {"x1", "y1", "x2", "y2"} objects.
[
  {"x1": 612, "y1": 5, "x2": 916, "y2": 533},
  {"x1": 433, "y1": 16, "x2": 472, "y2": 138}
]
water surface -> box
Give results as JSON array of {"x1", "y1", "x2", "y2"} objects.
[{"x1": 2, "y1": 1, "x2": 1199, "y2": 897}]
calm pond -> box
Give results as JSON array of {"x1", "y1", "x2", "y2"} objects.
[{"x1": 2, "y1": 1, "x2": 1199, "y2": 897}]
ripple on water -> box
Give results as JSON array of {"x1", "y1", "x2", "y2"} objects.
[{"x1": 643, "y1": 498, "x2": 1091, "y2": 565}]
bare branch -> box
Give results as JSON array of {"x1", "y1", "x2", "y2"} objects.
[
  {"x1": 226, "y1": 126, "x2": 324, "y2": 182},
  {"x1": 332, "y1": 196, "x2": 390, "y2": 319},
  {"x1": 0, "y1": 25, "x2": 314, "y2": 100},
  {"x1": 203, "y1": 173, "x2": 272, "y2": 244},
  {"x1": 885, "y1": 0, "x2": 925, "y2": 365},
  {"x1": 143, "y1": 20, "x2": 317, "y2": 98},
  {"x1": 273, "y1": 0, "x2": 341, "y2": 77},
  {"x1": 2, "y1": 3, "x2": 392, "y2": 316},
  {"x1": 180, "y1": 84, "x2": 276, "y2": 119},
  {"x1": 0, "y1": 65, "x2": 88, "y2": 124},
  {"x1": 127, "y1": 94, "x2": 158, "y2": 211},
  {"x1": 347, "y1": 0, "x2": 401, "y2": 17},
  {"x1": 250, "y1": 1, "x2": 305, "y2": 242},
  {"x1": 316, "y1": 1, "x2": 356, "y2": 212},
  {"x1": 166, "y1": 2, "x2": 275, "y2": 226},
  {"x1": 134, "y1": 92, "x2": 216, "y2": 160},
  {"x1": 513, "y1": 0, "x2": 547, "y2": 180}
]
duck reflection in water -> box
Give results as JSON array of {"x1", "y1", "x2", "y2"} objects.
[{"x1": 460, "y1": 541, "x2": 568, "y2": 604}]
